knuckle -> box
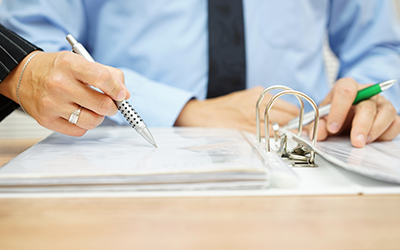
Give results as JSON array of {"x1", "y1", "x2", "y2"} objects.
[
  {"x1": 55, "y1": 51, "x2": 74, "y2": 68},
  {"x1": 337, "y1": 83, "x2": 356, "y2": 97},
  {"x1": 96, "y1": 68, "x2": 112, "y2": 86},
  {"x1": 43, "y1": 72, "x2": 66, "y2": 92},
  {"x1": 114, "y1": 68, "x2": 124, "y2": 80},
  {"x1": 358, "y1": 103, "x2": 376, "y2": 116},
  {"x1": 336, "y1": 77, "x2": 356, "y2": 86},
  {"x1": 384, "y1": 102, "x2": 397, "y2": 117},
  {"x1": 39, "y1": 95, "x2": 53, "y2": 110},
  {"x1": 97, "y1": 96, "x2": 114, "y2": 115}
]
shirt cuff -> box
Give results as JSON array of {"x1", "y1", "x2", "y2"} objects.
[{"x1": 107, "y1": 68, "x2": 195, "y2": 127}]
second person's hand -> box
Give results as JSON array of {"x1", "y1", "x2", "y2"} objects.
[
  {"x1": 174, "y1": 86, "x2": 300, "y2": 136},
  {"x1": 314, "y1": 77, "x2": 400, "y2": 147}
]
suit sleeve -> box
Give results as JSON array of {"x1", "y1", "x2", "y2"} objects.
[{"x1": 0, "y1": 24, "x2": 42, "y2": 121}]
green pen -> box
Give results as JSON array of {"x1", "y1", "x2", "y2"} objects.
[{"x1": 283, "y1": 79, "x2": 397, "y2": 130}]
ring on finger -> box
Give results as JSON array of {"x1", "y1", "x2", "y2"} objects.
[{"x1": 68, "y1": 106, "x2": 82, "y2": 125}]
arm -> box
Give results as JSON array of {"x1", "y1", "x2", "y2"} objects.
[
  {"x1": 0, "y1": 24, "x2": 42, "y2": 121},
  {"x1": 0, "y1": 0, "x2": 303, "y2": 132},
  {"x1": 317, "y1": 0, "x2": 400, "y2": 147},
  {"x1": 174, "y1": 87, "x2": 300, "y2": 136},
  {"x1": 0, "y1": 0, "x2": 197, "y2": 127}
]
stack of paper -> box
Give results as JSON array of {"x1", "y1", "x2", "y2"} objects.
[{"x1": 0, "y1": 127, "x2": 272, "y2": 192}]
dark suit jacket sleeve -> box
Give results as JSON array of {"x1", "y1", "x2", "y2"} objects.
[{"x1": 0, "y1": 24, "x2": 42, "y2": 121}]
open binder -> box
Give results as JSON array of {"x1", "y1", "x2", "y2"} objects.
[
  {"x1": 0, "y1": 127, "x2": 273, "y2": 192},
  {"x1": 0, "y1": 85, "x2": 399, "y2": 194},
  {"x1": 253, "y1": 85, "x2": 400, "y2": 185}
]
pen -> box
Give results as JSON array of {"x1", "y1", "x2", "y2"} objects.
[
  {"x1": 282, "y1": 79, "x2": 397, "y2": 130},
  {"x1": 66, "y1": 34, "x2": 157, "y2": 147}
]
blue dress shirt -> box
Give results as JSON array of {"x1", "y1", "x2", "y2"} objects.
[{"x1": 1, "y1": 0, "x2": 400, "y2": 127}]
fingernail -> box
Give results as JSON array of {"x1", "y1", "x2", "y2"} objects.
[
  {"x1": 356, "y1": 134, "x2": 365, "y2": 146},
  {"x1": 328, "y1": 122, "x2": 340, "y2": 133},
  {"x1": 117, "y1": 90, "x2": 126, "y2": 100},
  {"x1": 366, "y1": 135, "x2": 371, "y2": 143}
]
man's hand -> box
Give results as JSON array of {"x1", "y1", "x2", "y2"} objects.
[
  {"x1": 0, "y1": 51, "x2": 130, "y2": 136},
  {"x1": 175, "y1": 86, "x2": 300, "y2": 136},
  {"x1": 315, "y1": 77, "x2": 400, "y2": 147}
]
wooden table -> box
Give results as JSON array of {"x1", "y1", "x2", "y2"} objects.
[{"x1": 1, "y1": 139, "x2": 400, "y2": 250}]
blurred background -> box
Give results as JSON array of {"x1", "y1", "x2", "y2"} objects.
[{"x1": 1, "y1": 0, "x2": 400, "y2": 138}]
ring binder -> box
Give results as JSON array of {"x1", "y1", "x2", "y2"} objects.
[
  {"x1": 256, "y1": 85, "x2": 305, "y2": 142},
  {"x1": 256, "y1": 86, "x2": 320, "y2": 167}
]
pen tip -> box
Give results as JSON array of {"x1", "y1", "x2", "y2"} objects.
[{"x1": 380, "y1": 79, "x2": 397, "y2": 91}]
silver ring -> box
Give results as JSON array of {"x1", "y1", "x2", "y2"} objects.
[{"x1": 68, "y1": 106, "x2": 82, "y2": 125}]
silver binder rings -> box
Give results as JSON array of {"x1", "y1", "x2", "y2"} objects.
[{"x1": 256, "y1": 86, "x2": 320, "y2": 168}]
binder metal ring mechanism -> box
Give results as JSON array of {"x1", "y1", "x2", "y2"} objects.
[
  {"x1": 240, "y1": 85, "x2": 321, "y2": 187},
  {"x1": 253, "y1": 85, "x2": 320, "y2": 174}
]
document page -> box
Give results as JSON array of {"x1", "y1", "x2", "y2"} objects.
[
  {"x1": 0, "y1": 127, "x2": 270, "y2": 191},
  {"x1": 316, "y1": 136, "x2": 400, "y2": 184}
]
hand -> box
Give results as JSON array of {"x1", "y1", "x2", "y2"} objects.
[
  {"x1": 314, "y1": 77, "x2": 400, "y2": 147},
  {"x1": 0, "y1": 51, "x2": 130, "y2": 136},
  {"x1": 174, "y1": 86, "x2": 300, "y2": 136}
]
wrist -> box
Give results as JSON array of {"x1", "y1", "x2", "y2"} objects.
[
  {"x1": 16, "y1": 51, "x2": 41, "y2": 115},
  {"x1": 0, "y1": 51, "x2": 41, "y2": 102},
  {"x1": 175, "y1": 98, "x2": 202, "y2": 126}
]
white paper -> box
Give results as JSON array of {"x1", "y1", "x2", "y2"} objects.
[{"x1": 0, "y1": 127, "x2": 271, "y2": 191}]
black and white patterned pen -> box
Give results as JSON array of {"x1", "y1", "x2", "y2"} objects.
[{"x1": 66, "y1": 34, "x2": 157, "y2": 147}]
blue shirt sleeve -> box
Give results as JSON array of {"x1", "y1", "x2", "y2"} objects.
[
  {"x1": 112, "y1": 68, "x2": 195, "y2": 127},
  {"x1": 0, "y1": 0, "x2": 197, "y2": 127},
  {"x1": 328, "y1": 0, "x2": 400, "y2": 110},
  {"x1": 2, "y1": 0, "x2": 400, "y2": 124}
]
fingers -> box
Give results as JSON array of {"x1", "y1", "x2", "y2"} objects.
[
  {"x1": 350, "y1": 99, "x2": 377, "y2": 147},
  {"x1": 302, "y1": 119, "x2": 328, "y2": 142},
  {"x1": 61, "y1": 104, "x2": 105, "y2": 130},
  {"x1": 320, "y1": 80, "x2": 399, "y2": 148},
  {"x1": 19, "y1": 51, "x2": 128, "y2": 136},
  {"x1": 105, "y1": 65, "x2": 131, "y2": 100},
  {"x1": 37, "y1": 103, "x2": 105, "y2": 137},
  {"x1": 353, "y1": 95, "x2": 399, "y2": 144},
  {"x1": 65, "y1": 84, "x2": 119, "y2": 117},
  {"x1": 63, "y1": 52, "x2": 129, "y2": 101},
  {"x1": 43, "y1": 118, "x2": 88, "y2": 137},
  {"x1": 376, "y1": 116, "x2": 400, "y2": 141},
  {"x1": 326, "y1": 78, "x2": 358, "y2": 134},
  {"x1": 316, "y1": 119, "x2": 328, "y2": 141}
]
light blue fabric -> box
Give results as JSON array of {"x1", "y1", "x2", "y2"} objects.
[{"x1": 1, "y1": 0, "x2": 400, "y2": 126}]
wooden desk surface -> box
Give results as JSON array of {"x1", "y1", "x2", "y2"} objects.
[{"x1": 1, "y1": 139, "x2": 400, "y2": 250}]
